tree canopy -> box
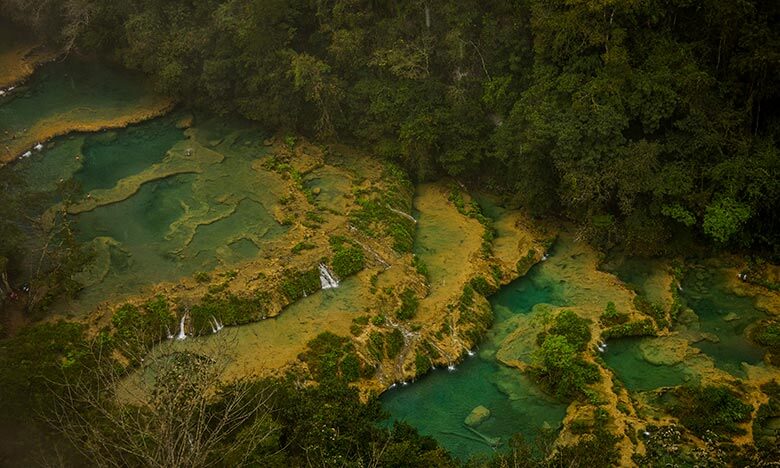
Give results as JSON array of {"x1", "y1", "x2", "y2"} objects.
[{"x1": 2, "y1": 0, "x2": 778, "y2": 255}]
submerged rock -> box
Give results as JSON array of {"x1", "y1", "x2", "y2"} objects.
[
  {"x1": 723, "y1": 312, "x2": 740, "y2": 322},
  {"x1": 677, "y1": 308, "x2": 699, "y2": 325},
  {"x1": 640, "y1": 336, "x2": 689, "y2": 366},
  {"x1": 465, "y1": 405, "x2": 491, "y2": 427}
]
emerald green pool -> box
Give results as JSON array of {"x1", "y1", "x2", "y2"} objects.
[
  {"x1": 601, "y1": 338, "x2": 689, "y2": 391},
  {"x1": 2, "y1": 72, "x2": 287, "y2": 312},
  {"x1": 679, "y1": 266, "x2": 766, "y2": 376},
  {"x1": 381, "y1": 262, "x2": 568, "y2": 461},
  {"x1": 0, "y1": 58, "x2": 162, "y2": 159}
]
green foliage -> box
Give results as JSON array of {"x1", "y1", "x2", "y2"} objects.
[
  {"x1": 459, "y1": 284, "x2": 475, "y2": 311},
  {"x1": 291, "y1": 241, "x2": 315, "y2": 254},
  {"x1": 601, "y1": 319, "x2": 656, "y2": 339},
  {"x1": 600, "y1": 301, "x2": 628, "y2": 326},
  {"x1": 300, "y1": 332, "x2": 362, "y2": 383},
  {"x1": 0, "y1": 321, "x2": 89, "y2": 418},
  {"x1": 190, "y1": 290, "x2": 269, "y2": 329},
  {"x1": 385, "y1": 329, "x2": 405, "y2": 359},
  {"x1": 193, "y1": 271, "x2": 210, "y2": 283},
  {"x1": 669, "y1": 386, "x2": 753, "y2": 437},
  {"x1": 542, "y1": 310, "x2": 591, "y2": 352},
  {"x1": 412, "y1": 255, "x2": 429, "y2": 280},
  {"x1": 751, "y1": 320, "x2": 780, "y2": 365},
  {"x1": 532, "y1": 334, "x2": 600, "y2": 400},
  {"x1": 8, "y1": 0, "x2": 778, "y2": 257},
  {"x1": 370, "y1": 314, "x2": 386, "y2": 326},
  {"x1": 661, "y1": 204, "x2": 696, "y2": 227},
  {"x1": 415, "y1": 352, "x2": 430, "y2": 375},
  {"x1": 470, "y1": 276, "x2": 497, "y2": 296},
  {"x1": 330, "y1": 245, "x2": 365, "y2": 278},
  {"x1": 516, "y1": 249, "x2": 538, "y2": 274},
  {"x1": 270, "y1": 376, "x2": 452, "y2": 466},
  {"x1": 703, "y1": 197, "x2": 752, "y2": 244},
  {"x1": 396, "y1": 288, "x2": 419, "y2": 320},
  {"x1": 280, "y1": 268, "x2": 320, "y2": 301},
  {"x1": 111, "y1": 296, "x2": 174, "y2": 360}
]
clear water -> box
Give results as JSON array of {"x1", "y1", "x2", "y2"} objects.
[
  {"x1": 602, "y1": 338, "x2": 689, "y2": 391},
  {"x1": 381, "y1": 262, "x2": 568, "y2": 461},
  {"x1": 2, "y1": 95, "x2": 287, "y2": 313},
  {"x1": 0, "y1": 58, "x2": 162, "y2": 159},
  {"x1": 74, "y1": 115, "x2": 184, "y2": 192},
  {"x1": 679, "y1": 266, "x2": 766, "y2": 377}
]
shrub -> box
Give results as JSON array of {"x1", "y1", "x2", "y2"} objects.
[
  {"x1": 414, "y1": 352, "x2": 430, "y2": 374},
  {"x1": 532, "y1": 334, "x2": 600, "y2": 400},
  {"x1": 751, "y1": 320, "x2": 780, "y2": 365},
  {"x1": 190, "y1": 290, "x2": 269, "y2": 329},
  {"x1": 470, "y1": 276, "x2": 497, "y2": 296},
  {"x1": 331, "y1": 246, "x2": 365, "y2": 278},
  {"x1": 280, "y1": 268, "x2": 320, "y2": 300},
  {"x1": 669, "y1": 386, "x2": 753, "y2": 437},
  {"x1": 193, "y1": 271, "x2": 210, "y2": 283},
  {"x1": 385, "y1": 329, "x2": 405, "y2": 358},
  {"x1": 542, "y1": 310, "x2": 591, "y2": 352},
  {"x1": 112, "y1": 297, "x2": 174, "y2": 360},
  {"x1": 600, "y1": 301, "x2": 628, "y2": 326},
  {"x1": 601, "y1": 319, "x2": 656, "y2": 339},
  {"x1": 396, "y1": 288, "x2": 419, "y2": 320},
  {"x1": 300, "y1": 332, "x2": 362, "y2": 383},
  {"x1": 291, "y1": 241, "x2": 316, "y2": 254},
  {"x1": 371, "y1": 315, "x2": 386, "y2": 326}
]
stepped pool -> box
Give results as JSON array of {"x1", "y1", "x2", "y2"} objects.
[
  {"x1": 601, "y1": 258, "x2": 768, "y2": 391},
  {"x1": 0, "y1": 58, "x2": 170, "y2": 163},
  {"x1": 2, "y1": 90, "x2": 289, "y2": 313},
  {"x1": 381, "y1": 257, "x2": 569, "y2": 460}
]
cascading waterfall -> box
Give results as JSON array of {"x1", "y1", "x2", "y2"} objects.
[
  {"x1": 176, "y1": 313, "x2": 188, "y2": 340},
  {"x1": 319, "y1": 263, "x2": 339, "y2": 289},
  {"x1": 210, "y1": 316, "x2": 224, "y2": 334}
]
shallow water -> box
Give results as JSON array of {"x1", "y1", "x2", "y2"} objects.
[
  {"x1": 602, "y1": 338, "x2": 689, "y2": 391},
  {"x1": 679, "y1": 266, "x2": 766, "y2": 377},
  {"x1": 74, "y1": 115, "x2": 184, "y2": 192},
  {"x1": 381, "y1": 259, "x2": 569, "y2": 461},
  {"x1": 0, "y1": 59, "x2": 165, "y2": 160},
  {"x1": 2, "y1": 87, "x2": 287, "y2": 312}
]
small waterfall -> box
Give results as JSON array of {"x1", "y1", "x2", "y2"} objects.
[
  {"x1": 387, "y1": 204, "x2": 417, "y2": 224},
  {"x1": 447, "y1": 364, "x2": 456, "y2": 371},
  {"x1": 166, "y1": 326, "x2": 174, "y2": 340},
  {"x1": 319, "y1": 263, "x2": 339, "y2": 289},
  {"x1": 176, "y1": 313, "x2": 187, "y2": 340},
  {"x1": 467, "y1": 349, "x2": 476, "y2": 357},
  {"x1": 211, "y1": 316, "x2": 224, "y2": 333}
]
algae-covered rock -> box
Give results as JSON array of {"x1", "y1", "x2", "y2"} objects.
[
  {"x1": 176, "y1": 114, "x2": 194, "y2": 129},
  {"x1": 677, "y1": 308, "x2": 699, "y2": 325},
  {"x1": 465, "y1": 405, "x2": 491, "y2": 427},
  {"x1": 640, "y1": 336, "x2": 689, "y2": 366},
  {"x1": 723, "y1": 312, "x2": 740, "y2": 322}
]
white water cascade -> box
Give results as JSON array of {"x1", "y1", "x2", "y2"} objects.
[
  {"x1": 319, "y1": 263, "x2": 339, "y2": 289},
  {"x1": 210, "y1": 316, "x2": 224, "y2": 334},
  {"x1": 176, "y1": 313, "x2": 188, "y2": 340}
]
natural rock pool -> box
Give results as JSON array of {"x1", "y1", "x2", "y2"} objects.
[{"x1": 2, "y1": 55, "x2": 778, "y2": 465}]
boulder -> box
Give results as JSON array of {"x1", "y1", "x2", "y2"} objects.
[
  {"x1": 465, "y1": 405, "x2": 491, "y2": 427},
  {"x1": 677, "y1": 308, "x2": 699, "y2": 325},
  {"x1": 640, "y1": 336, "x2": 689, "y2": 366},
  {"x1": 723, "y1": 312, "x2": 740, "y2": 322}
]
